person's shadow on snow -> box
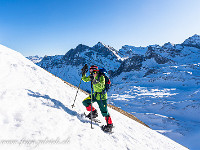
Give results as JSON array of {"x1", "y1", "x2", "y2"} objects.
[{"x1": 27, "y1": 89, "x2": 95, "y2": 125}]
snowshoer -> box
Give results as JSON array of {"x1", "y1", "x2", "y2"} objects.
[{"x1": 81, "y1": 65, "x2": 113, "y2": 132}]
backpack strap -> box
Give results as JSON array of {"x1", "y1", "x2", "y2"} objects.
[
  {"x1": 97, "y1": 72, "x2": 103, "y2": 82},
  {"x1": 97, "y1": 74, "x2": 106, "y2": 94}
]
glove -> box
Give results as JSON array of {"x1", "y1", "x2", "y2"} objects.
[
  {"x1": 90, "y1": 75, "x2": 94, "y2": 81},
  {"x1": 81, "y1": 64, "x2": 88, "y2": 76}
]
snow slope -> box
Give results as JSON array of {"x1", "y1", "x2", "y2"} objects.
[{"x1": 0, "y1": 44, "x2": 188, "y2": 150}]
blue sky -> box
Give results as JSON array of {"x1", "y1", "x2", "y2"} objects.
[{"x1": 0, "y1": 0, "x2": 200, "y2": 56}]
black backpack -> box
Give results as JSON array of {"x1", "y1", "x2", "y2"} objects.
[{"x1": 98, "y1": 68, "x2": 111, "y2": 93}]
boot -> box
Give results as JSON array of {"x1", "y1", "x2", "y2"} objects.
[
  {"x1": 102, "y1": 123, "x2": 113, "y2": 132},
  {"x1": 86, "y1": 109, "x2": 98, "y2": 119},
  {"x1": 102, "y1": 116, "x2": 113, "y2": 132}
]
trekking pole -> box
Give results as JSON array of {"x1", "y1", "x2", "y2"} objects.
[
  {"x1": 71, "y1": 64, "x2": 88, "y2": 108},
  {"x1": 71, "y1": 79, "x2": 82, "y2": 108},
  {"x1": 90, "y1": 78, "x2": 93, "y2": 129}
]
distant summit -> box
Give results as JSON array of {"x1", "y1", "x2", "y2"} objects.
[
  {"x1": 118, "y1": 45, "x2": 147, "y2": 59},
  {"x1": 92, "y1": 42, "x2": 119, "y2": 57},
  {"x1": 182, "y1": 34, "x2": 200, "y2": 48},
  {"x1": 26, "y1": 55, "x2": 43, "y2": 63},
  {"x1": 162, "y1": 42, "x2": 175, "y2": 49},
  {"x1": 93, "y1": 42, "x2": 107, "y2": 49}
]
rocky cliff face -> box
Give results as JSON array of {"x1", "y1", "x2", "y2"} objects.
[
  {"x1": 61, "y1": 42, "x2": 122, "y2": 69},
  {"x1": 112, "y1": 55, "x2": 145, "y2": 77}
]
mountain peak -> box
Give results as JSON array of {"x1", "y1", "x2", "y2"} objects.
[
  {"x1": 75, "y1": 44, "x2": 89, "y2": 50},
  {"x1": 191, "y1": 34, "x2": 200, "y2": 38},
  {"x1": 182, "y1": 34, "x2": 200, "y2": 48},
  {"x1": 162, "y1": 42, "x2": 175, "y2": 49},
  {"x1": 93, "y1": 42, "x2": 107, "y2": 49},
  {"x1": 26, "y1": 55, "x2": 43, "y2": 63},
  {"x1": 93, "y1": 42, "x2": 119, "y2": 54}
]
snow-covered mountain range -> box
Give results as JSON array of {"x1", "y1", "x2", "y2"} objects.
[
  {"x1": 36, "y1": 34, "x2": 200, "y2": 91},
  {"x1": 0, "y1": 44, "x2": 188, "y2": 150},
  {"x1": 26, "y1": 55, "x2": 43, "y2": 63},
  {"x1": 34, "y1": 34, "x2": 200, "y2": 149}
]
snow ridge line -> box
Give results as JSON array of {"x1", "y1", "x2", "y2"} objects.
[{"x1": 44, "y1": 69, "x2": 150, "y2": 128}]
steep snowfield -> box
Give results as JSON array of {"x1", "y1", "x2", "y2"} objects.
[{"x1": 0, "y1": 44, "x2": 188, "y2": 150}]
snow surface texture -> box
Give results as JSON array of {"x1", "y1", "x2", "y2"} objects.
[{"x1": 0, "y1": 44, "x2": 188, "y2": 150}]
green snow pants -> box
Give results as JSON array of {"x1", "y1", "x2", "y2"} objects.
[{"x1": 82, "y1": 94, "x2": 109, "y2": 117}]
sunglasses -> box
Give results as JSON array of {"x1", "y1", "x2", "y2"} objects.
[{"x1": 90, "y1": 71, "x2": 97, "y2": 74}]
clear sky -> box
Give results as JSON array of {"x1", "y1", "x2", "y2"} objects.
[{"x1": 0, "y1": 0, "x2": 200, "y2": 57}]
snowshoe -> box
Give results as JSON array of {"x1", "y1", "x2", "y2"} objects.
[
  {"x1": 85, "y1": 109, "x2": 98, "y2": 119},
  {"x1": 83, "y1": 112, "x2": 101, "y2": 123},
  {"x1": 101, "y1": 123, "x2": 113, "y2": 133}
]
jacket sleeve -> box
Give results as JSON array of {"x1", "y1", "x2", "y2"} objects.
[{"x1": 81, "y1": 74, "x2": 91, "y2": 82}]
